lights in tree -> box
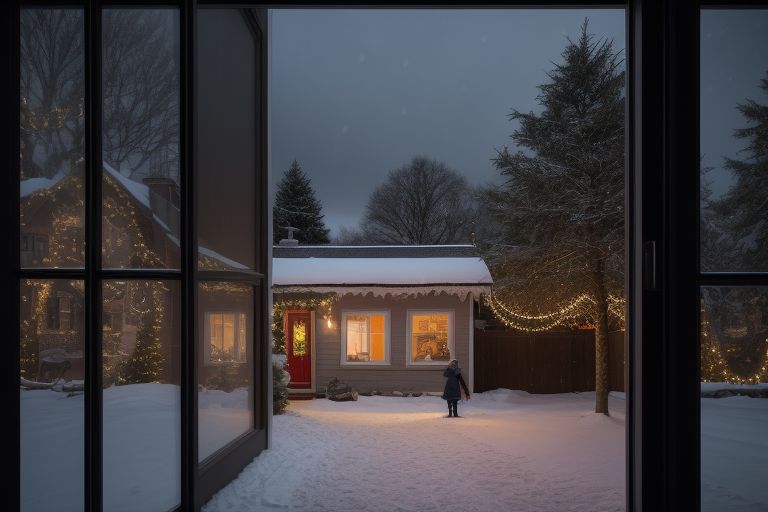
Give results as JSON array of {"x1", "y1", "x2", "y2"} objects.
[{"x1": 485, "y1": 292, "x2": 626, "y2": 333}]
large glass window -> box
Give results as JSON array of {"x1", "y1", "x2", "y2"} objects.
[
  {"x1": 20, "y1": 279, "x2": 85, "y2": 512},
  {"x1": 102, "y1": 9, "x2": 181, "y2": 270},
  {"x1": 700, "y1": 10, "x2": 768, "y2": 512},
  {"x1": 101, "y1": 280, "x2": 181, "y2": 512},
  {"x1": 700, "y1": 10, "x2": 768, "y2": 273},
  {"x1": 408, "y1": 311, "x2": 453, "y2": 365},
  {"x1": 198, "y1": 282, "x2": 254, "y2": 462},
  {"x1": 20, "y1": 9, "x2": 85, "y2": 269},
  {"x1": 197, "y1": 8, "x2": 258, "y2": 272},
  {"x1": 341, "y1": 311, "x2": 389, "y2": 364}
]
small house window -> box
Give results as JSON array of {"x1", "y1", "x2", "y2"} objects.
[
  {"x1": 46, "y1": 294, "x2": 74, "y2": 331},
  {"x1": 205, "y1": 312, "x2": 248, "y2": 364},
  {"x1": 341, "y1": 311, "x2": 390, "y2": 365},
  {"x1": 407, "y1": 311, "x2": 454, "y2": 365}
]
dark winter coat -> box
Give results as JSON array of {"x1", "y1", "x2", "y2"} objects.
[{"x1": 442, "y1": 367, "x2": 463, "y2": 400}]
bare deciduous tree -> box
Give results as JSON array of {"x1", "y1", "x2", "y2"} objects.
[
  {"x1": 20, "y1": 10, "x2": 179, "y2": 182},
  {"x1": 362, "y1": 157, "x2": 476, "y2": 245}
]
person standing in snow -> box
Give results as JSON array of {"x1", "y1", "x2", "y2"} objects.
[{"x1": 442, "y1": 359, "x2": 470, "y2": 417}]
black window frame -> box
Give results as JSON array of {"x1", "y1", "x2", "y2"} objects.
[{"x1": 3, "y1": 1, "x2": 270, "y2": 511}]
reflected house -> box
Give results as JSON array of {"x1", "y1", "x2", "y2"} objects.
[
  {"x1": 19, "y1": 162, "x2": 247, "y2": 389},
  {"x1": 273, "y1": 244, "x2": 493, "y2": 395}
]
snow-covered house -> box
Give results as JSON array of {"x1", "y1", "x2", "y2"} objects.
[
  {"x1": 272, "y1": 245, "x2": 493, "y2": 395},
  {"x1": 20, "y1": 162, "x2": 250, "y2": 389}
]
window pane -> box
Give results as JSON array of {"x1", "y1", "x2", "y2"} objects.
[
  {"x1": 700, "y1": 10, "x2": 768, "y2": 272},
  {"x1": 701, "y1": 286, "x2": 768, "y2": 511},
  {"x1": 411, "y1": 312, "x2": 451, "y2": 362},
  {"x1": 20, "y1": 279, "x2": 84, "y2": 511},
  {"x1": 102, "y1": 280, "x2": 181, "y2": 511},
  {"x1": 197, "y1": 9, "x2": 258, "y2": 272},
  {"x1": 20, "y1": 9, "x2": 85, "y2": 269},
  {"x1": 102, "y1": 9, "x2": 181, "y2": 270},
  {"x1": 198, "y1": 281, "x2": 254, "y2": 462}
]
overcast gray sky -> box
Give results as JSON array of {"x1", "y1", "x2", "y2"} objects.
[
  {"x1": 271, "y1": 9, "x2": 768, "y2": 237},
  {"x1": 701, "y1": 10, "x2": 768, "y2": 196}
]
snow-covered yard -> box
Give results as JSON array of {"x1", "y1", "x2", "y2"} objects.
[
  {"x1": 204, "y1": 390, "x2": 627, "y2": 512},
  {"x1": 20, "y1": 385, "x2": 767, "y2": 512}
]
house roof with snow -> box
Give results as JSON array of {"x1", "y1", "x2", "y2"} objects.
[{"x1": 272, "y1": 244, "x2": 493, "y2": 300}]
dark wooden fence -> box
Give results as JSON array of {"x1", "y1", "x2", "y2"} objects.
[{"x1": 474, "y1": 329, "x2": 625, "y2": 393}]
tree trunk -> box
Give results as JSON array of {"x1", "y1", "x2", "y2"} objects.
[{"x1": 594, "y1": 258, "x2": 611, "y2": 415}]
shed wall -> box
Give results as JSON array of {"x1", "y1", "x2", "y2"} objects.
[{"x1": 314, "y1": 294, "x2": 471, "y2": 393}]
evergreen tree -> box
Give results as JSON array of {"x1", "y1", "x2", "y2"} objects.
[
  {"x1": 273, "y1": 160, "x2": 330, "y2": 244},
  {"x1": 482, "y1": 20, "x2": 625, "y2": 414},
  {"x1": 120, "y1": 315, "x2": 164, "y2": 384},
  {"x1": 712, "y1": 71, "x2": 768, "y2": 271}
]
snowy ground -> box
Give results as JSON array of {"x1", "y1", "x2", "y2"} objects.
[
  {"x1": 204, "y1": 390, "x2": 627, "y2": 512},
  {"x1": 702, "y1": 393, "x2": 768, "y2": 512}
]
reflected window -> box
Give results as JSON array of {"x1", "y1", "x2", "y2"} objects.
[
  {"x1": 206, "y1": 312, "x2": 248, "y2": 364},
  {"x1": 198, "y1": 281, "x2": 254, "y2": 462}
]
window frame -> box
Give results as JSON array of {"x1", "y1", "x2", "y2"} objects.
[
  {"x1": 203, "y1": 310, "x2": 249, "y2": 365},
  {"x1": 339, "y1": 310, "x2": 391, "y2": 366},
  {"x1": 406, "y1": 309, "x2": 455, "y2": 367}
]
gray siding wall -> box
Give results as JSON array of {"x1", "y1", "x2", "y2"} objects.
[{"x1": 314, "y1": 294, "x2": 471, "y2": 393}]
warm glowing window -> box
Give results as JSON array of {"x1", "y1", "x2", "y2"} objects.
[
  {"x1": 408, "y1": 311, "x2": 453, "y2": 364},
  {"x1": 341, "y1": 311, "x2": 389, "y2": 364},
  {"x1": 206, "y1": 312, "x2": 247, "y2": 364}
]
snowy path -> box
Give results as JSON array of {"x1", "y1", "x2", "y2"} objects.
[{"x1": 204, "y1": 390, "x2": 626, "y2": 512}]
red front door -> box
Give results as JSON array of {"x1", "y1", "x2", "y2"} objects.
[{"x1": 285, "y1": 310, "x2": 312, "y2": 389}]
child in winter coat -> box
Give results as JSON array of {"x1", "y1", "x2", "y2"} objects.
[{"x1": 442, "y1": 359, "x2": 470, "y2": 417}]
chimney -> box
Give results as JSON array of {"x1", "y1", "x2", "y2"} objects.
[
  {"x1": 143, "y1": 176, "x2": 180, "y2": 234},
  {"x1": 278, "y1": 226, "x2": 300, "y2": 246}
]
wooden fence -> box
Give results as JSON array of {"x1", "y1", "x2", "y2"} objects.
[{"x1": 473, "y1": 329, "x2": 625, "y2": 393}]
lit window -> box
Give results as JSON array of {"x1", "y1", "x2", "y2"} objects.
[
  {"x1": 341, "y1": 311, "x2": 389, "y2": 365},
  {"x1": 206, "y1": 312, "x2": 248, "y2": 364},
  {"x1": 408, "y1": 311, "x2": 453, "y2": 365}
]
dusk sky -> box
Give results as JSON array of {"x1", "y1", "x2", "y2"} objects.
[{"x1": 270, "y1": 9, "x2": 768, "y2": 237}]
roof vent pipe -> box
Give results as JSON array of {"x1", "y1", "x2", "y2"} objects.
[{"x1": 278, "y1": 226, "x2": 300, "y2": 247}]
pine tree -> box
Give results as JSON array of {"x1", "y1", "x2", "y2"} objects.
[
  {"x1": 712, "y1": 71, "x2": 768, "y2": 271},
  {"x1": 120, "y1": 315, "x2": 164, "y2": 384},
  {"x1": 482, "y1": 20, "x2": 625, "y2": 414},
  {"x1": 273, "y1": 160, "x2": 330, "y2": 244}
]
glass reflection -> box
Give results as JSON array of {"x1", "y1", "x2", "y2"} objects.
[
  {"x1": 102, "y1": 280, "x2": 181, "y2": 511},
  {"x1": 20, "y1": 279, "x2": 84, "y2": 512},
  {"x1": 198, "y1": 281, "x2": 254, "y2": 462},
  {"x1": 701, "y1": 287, "x2": 768, "y2": 511},
  {"x1": 102, "y1": 9, "x2": 181, "y2": 270},
  {"x1": 700, "y1": 10, "x2": 768, "y2": 272},
  {"x1": 197, "y1": 9, "x2": 257, "y2": 272},
  {"x1": 20, "y1": 9, "x2": 85, "y2": 269}
]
